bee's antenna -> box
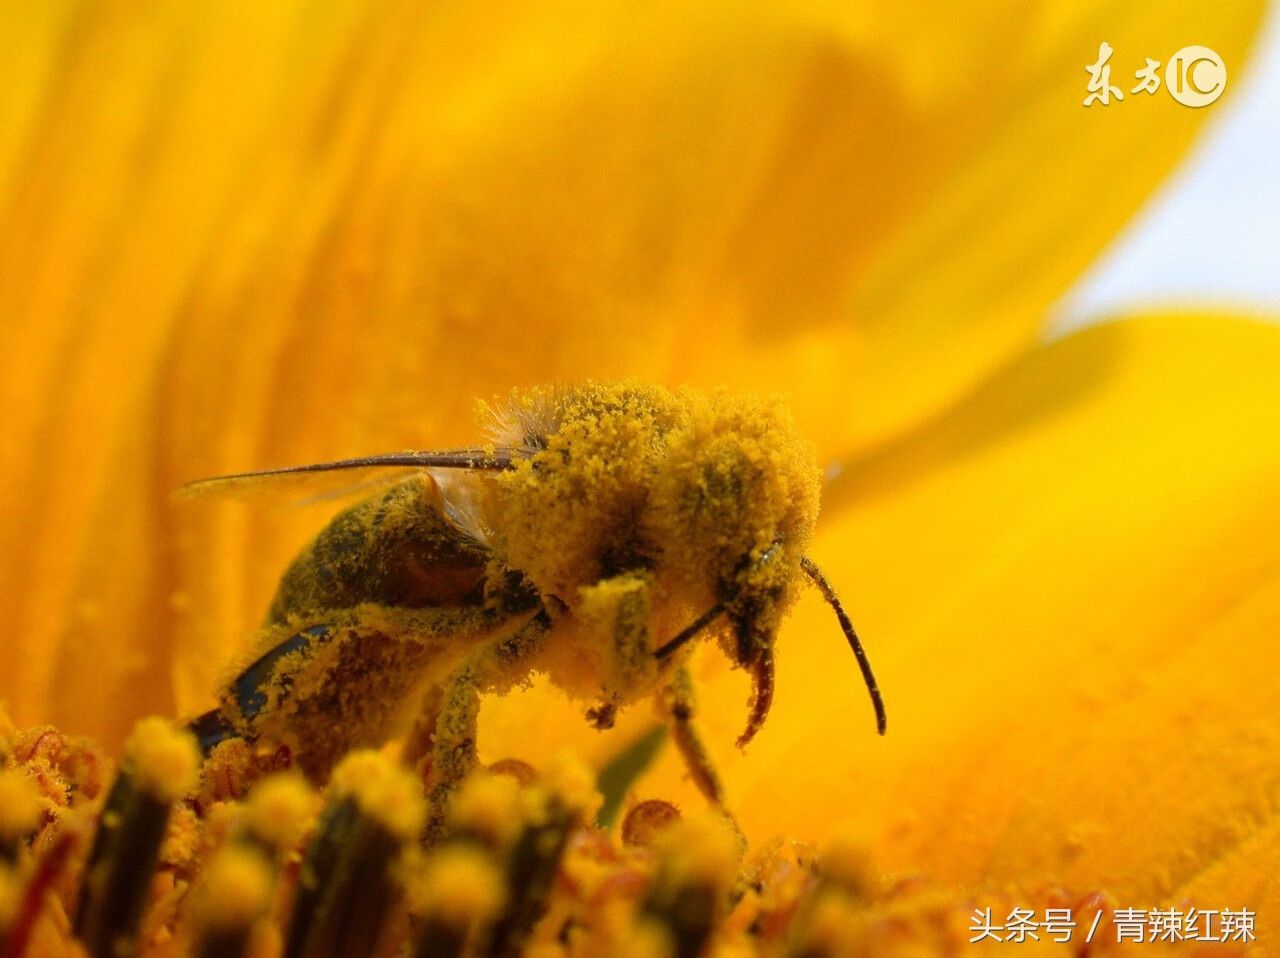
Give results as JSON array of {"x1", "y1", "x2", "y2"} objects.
[
  {"x1": 652, "y1": 600, "x2": 726, "y2": 660},
  {"x1": 800, "y1": 556, "x2": 887, "y2": 735}
]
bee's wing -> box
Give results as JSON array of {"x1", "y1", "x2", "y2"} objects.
[{"x1": 176, "y1": 448, "x2": 521, "y2": 503}]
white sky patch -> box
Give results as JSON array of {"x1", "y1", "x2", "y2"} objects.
[{"x1": 1050, "y1": 4, "x2": 1280, "y2": 335}]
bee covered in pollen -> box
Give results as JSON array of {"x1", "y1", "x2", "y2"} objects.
[{"x1": 184, "y1": 381, "x2": 886, "y2": 835}]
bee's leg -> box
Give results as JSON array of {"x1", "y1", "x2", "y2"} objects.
[
  {"x1": 586, "y1": 577, "x2": 735, "y2": 819},
  {"x1": 584, "y1": 573, "x2": 656, "y2": 727},
  {"x1": 424, "y1": 609, "x2": 552, "y2": 843},
  {"x1": 661, "y1": 665, "x2": 728, "y2": 807},
  {"x1": 661, "y1": 667, "x2": 748, "y2": 848}
]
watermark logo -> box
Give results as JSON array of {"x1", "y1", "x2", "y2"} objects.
[
  {"x1": 1166, "y1": 45, "x2": 1227, "y2": 107},
  {"x1": 1084, "y1": 43, "x2": 1226, "y2": 107}
]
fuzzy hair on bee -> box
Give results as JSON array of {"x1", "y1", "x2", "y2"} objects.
[{"x1": 183, "y1": 381, "x2": 885, "y2": 839}]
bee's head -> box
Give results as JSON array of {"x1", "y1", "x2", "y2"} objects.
[
  {"x1": 652, "y1": 390, "x2": 819, "y2": 613},
  {"x1": 648, "y1": 392, "x2": 821, "y2": 744}
]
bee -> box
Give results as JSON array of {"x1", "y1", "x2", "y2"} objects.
[{"x1": 184, "y1": 382, "x2": 885, "y2": 835}]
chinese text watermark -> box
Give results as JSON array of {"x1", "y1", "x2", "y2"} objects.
[
  {"x1": 969, "y1": 905, "x2": 1255, "y2": 944},
  {"x1": 1085, "y1": 43, "x2": 1226, "y2": 107}
]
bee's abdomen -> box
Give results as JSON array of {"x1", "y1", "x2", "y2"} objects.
[{"x1": 266, "y1": 477, "x2": 490, "y2": 624}]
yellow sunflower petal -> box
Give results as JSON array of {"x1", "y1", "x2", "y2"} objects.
[
  {"x1": 679, "y1": 315, "x2": 1280, "y2": 943},
  {"x1": 0, "y1": 2, "x2": 1264, "y2": 746},
  {"x1": 838, "y1": 0, "x2": 1265, "y2": 450}
]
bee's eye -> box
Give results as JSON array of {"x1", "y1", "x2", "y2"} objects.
[{"x1": 731, "y1": 539, "x2": 783, "y2": 581}]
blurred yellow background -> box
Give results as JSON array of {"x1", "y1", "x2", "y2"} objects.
[{"x1": 2, "y1": 2, "x2": 1279, "y2": 943}]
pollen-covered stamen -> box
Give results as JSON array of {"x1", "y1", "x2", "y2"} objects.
[
  {"x1": 282, "y1": 796, "x2": 357, "y2": 958},
  {"x1": 406, "y1": 844, "x2": 507, "y2": 958},
  {"x1": 0, "y1": 771, "x2": 42, "y2": 862},
  {"x1": 424, "y1": 775, "x2": 536, "y2": 955},
  {"x1": 283, "y1": 752, "x2": 425, "y2": 958},
  {"x1": 188, "y1": 845, "x2": 274, "y2": 958},
  {"x1": 241, "y1": 773, "x2": 317, "y2": 854},
  {"x1": 75, "y1": 719, "x2": 201, "y2": 958},
  {"x1": 484, "y1": 801, "x2": 575, "y2": 958},
  {"x1": 447, "y1": 773, "x2": 528, "y2": 851},
  {"x1": 786, "y1": 839, "x2": 880, "y2": 956},
  {"x1": 484, "y1": 755, "x2": 598, "y2": 957},
  {"x1": 188, "y1": 780, "x2": 311, "y2": 958},
  {"x1": 641, "y1": 813, "x2": 741, "y2": 958}
]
